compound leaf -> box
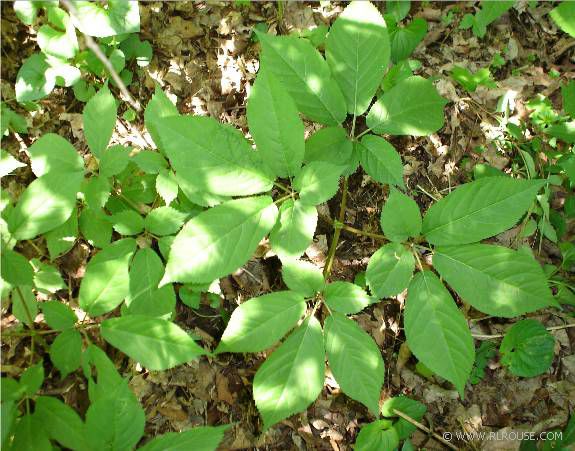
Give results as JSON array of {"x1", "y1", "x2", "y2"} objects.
[
  {"x1": 422, "y1": 177, "x2": 545, "y2": 245},
  {"x1": 269, "y1": 199, "x2": 317, "y2": 261},
  {"x1": 433, "y1": 244, "x2": 555, "y2": 317},
  {"x1": 35, "y1": 396, "x2": 86, "y2": 451},
  {"x1": 247, "y1": 69, "x2": 305, "y2": 177},
  {"x1": 366, "y1": 76, "x2": 447, "y2": 136},
  {"x1": 325, "y1": 312, "x2": 384, "y2": 414},
  {"x1": 78, "y1": 238, "x2": 136, "y2": 316},
  {"x1": 326, "y1": 1, "x2": 390, "y2": 115},
  {"x1": 293, "y1": 161, "x2": 342, "y2": 206},
  {"x1": 162, "y1": 196, "x2": 278, "y2": 284},
  {"x1": 28, "y1": 133, "x2": 83, "y2": 177},
  {"x1": 257, "y1": 32, "x2": 346, "y2": 126},
  {"x1": 216, "y1": 291, "x2": 306, "y2": 353},
  {"x1": 9, "y1": 171, "x2": 82, "y2": 240},
  {"x1": 380, "y1": 187, "x2": 421, "y2": 242},
  {"x1": 71, "y1": 0, "x2": 140, "y2": 38},
  {"x1": 156, "y1": 116, "x2": 273, "y2": 197},
  {"x1": 101, "y1": 315, "x2": 206, "y2": 370},
  {"x1": 83, "y1": 85, "x2": 117, "y2": 158},
  {"x1": 49, "y1": 329, "x2": 82, "y2": 378},
  {"x1": 282, "y1": 259, "x2": 325, "y2": 297},
  {"x1": 366, "y1": 243, "x2": 414, "y2": 298},
  {"x1": 359, "y1": 135, "x2": 404, "y2": 187},
  {"x1": 500, "y1": 319, "x2": 555, "y2": 377},
  {"x1": 324, "y1": 281, "x2": 375, "y2": 314},
  {"x1": 304, "y1": 127, "x2": 353, "y2": 167},
  {"x1": 404, "y1": 270, "x2": 474, "y2": 395},
  {"x1": 253, "y1": 316, "x2": 325, "y2": 430},
  {"x1": 126, "y1": 248, "x2": 175, "y2": 318}
]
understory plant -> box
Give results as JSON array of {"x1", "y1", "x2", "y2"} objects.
[{"x1": 1, "y1": 1, "x2": 574, "y2": 450}]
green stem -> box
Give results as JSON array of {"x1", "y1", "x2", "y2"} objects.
[
  {"x1": 273, "y1": 194, "x2": 293, "y2": 205},
  {"x1": 324, "y1": 178, "x2": 348, "y2": 279},
  {"x1": 356, "y1": 127, "x2": 372, "y2": 140},
  {"x1": 350, "y1": 114, "x2": 357, "y2": 139},
  {"x1": 274, "y1": 181, "x2": 291, "y2": 195},
  {"x1": 341, "y1": 224, "x2": 386, "y2": 241}
]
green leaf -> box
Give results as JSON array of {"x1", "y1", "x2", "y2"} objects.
[
  {"x1": 78, "y1": 238, "x2": 136, "y2": 316},
  {"x1": 131, "y1": 150, "x2": 168, "y2": 174},
  {"x1": 162, "y1": 196, "x2": 278, "y2": 284},
  {"x1": 380, "y1": 187, "x2": 421, "y2": 241},
  {"x1": 109, "y1": 209, "x2": 144, "y2": 235},
  {"x1": 145, "y1": 84, "x2": 179, "y2": 151},
  {"x1": 366, "y1": 76, "x2": 447, "y2": 136},
  {"x1": 11, "y1": 287, "x2": 38, "y2": 327},
  {"x1": 83, "y1": 85, "x2": 117, "y2": 158},
  {"x1": 253, "y1": 316, "x2": 325, "y2": 430},
  {"x1": 550, "y1": 1, "x2": 575, "y2": 38},
  {"x1": 45, "y1": 207, "x2": 77, "y2": 260},
  {"x1": 359, "y1": 135, "x2": 404, "y2": 187},
  {"x1": 386, "y1": 0, "x2": 411, "y2": 22},
  {"x1": 257, "y1": 32, "x2": 347, "y2": 126},
  {"x1": 366, "y1": 243, "x2": 414, "y2": 298},
  {"x1": 37, "y1": 11, "x2": 78, "y2": 60},
  {"x1": 120, "y1": 35, "x2": 153, "y2": 67},
  {"x1": 382, "y1": 59, "x2": 421, "y2": 92},
  {"x1": 326, "y1": 1, "x2": 390, "y2": 115},
  {"x1": 0, "y1": 150, "x2": 26, "y2": 177},
  {"x1": 145, "y1": 206, "x2": 188, "y2": 236},
  {"x1": 1, "y1": 249, "x2": 33, "y2": 286},
  {"x1": 500, "y1": 319, "x2": 555, "y2": 377},
  {"x1": 294, "y1": 161, "x2": 342, "y2": 206},
  {"x1": 139, "y1": 425, "x2": 230, "y2": 451},
  {"x1": 381, "y1": 396, "x2": 426, "y2": 440},
  {"x1": 247, "y1": 68, "x2": 305, "y2": 177},
  {"x1": 16, "y1": 53, "x2": 55, "y2": 103},
  {"x1": 269, "y1": 199, "x2": 317, "y2": 261},
  {"x1": 20, "y1": 362, "x2": 44, "y2": 397},
  {"x1": 10, "y1": 413, "x2": 51, "y2": 451},
  {"x1": 41, "y1": 301, "x2": 76, "y2": 330},
  {"x1": 451, "y1": 66, "x2": 496, "y2": 93},
  {"x1": 84, "y1": 380, "x2": 145, "y2": 451},
  {"x1": 35, "y1": 396, "x2": 86, "y2": 450},
  {"x1": 125, "y1": 248, "x2": 175, "y2": 318},
  {"x1": 325, "y1": 312, "x2": 384, "y2": 414},
  {"x1": 304, "y1": 127, "x2": 353, "y2": 167},
  {"x1": 434, "y1": 244, "x2": 554, "y2": 317},
  {"x1": 99, "y1": 144, "x2": 130, "y2": 177},
  {"x1": 562, "y1": 81, "x2": 575, "y2": 119},
  {"x1": 101, "y1": 315, "x2": 206, "y2": 370},
  {"x1": 28, "y1": 133, "x2": 83, "y2": 177},
  {"x1": 404, "y1": 271, "x2": 474, "y2": 395},
  {"x1": 50, "y1": 329, "x2": 82, "y2": 378},
  {"x1": 156, "y1": 116, "x2": 273, "y2": 197},
  {"x1": 470, "y1": 1, "x2": 514, "y2": 38},
  {"x1": 422, "y1": 177, "x2": 545, "y2": 245},
  {"x1": 282, "y1": 259, "x2": 325, "y2": 297},
  {"x1": 70, "y1": 0, "x2": 140, "y2": 38},
  {"x1": 355, "y1": 419, "x2": 399, "y2": 451},
  {"x1": 545, "y1": 121, "x2": 575, "y2": 144},
  {"x1": 216, "y1": 291, "x2": 306, "y2": 353},
  {"x1": 9, "y1": 171, "x2": 82, "y2": 240},
  {"x1": 32, "y1": 261, "x2": 65, "y2": 294},
  {"x1": 81, "y1": 175, "x2": 110, "y2": 209},
  {"x1": 79, "y1": 207, "x2": 112, "y2": 248},
  {"x1": 1, "y1": 401, "x2": 16, "y2": 448},
  {"x1": 14, "y1": 1, "x2": 40, "y2": 25},
  {"x1": 389, "y1": 18, "x2": 427, "y2": 63},
  {"x1": 324, "y1": 281, "x2": 375, "y2": 314},
  {"x1": 156, "y1": 169, "x2": 179, "y2": 205}
]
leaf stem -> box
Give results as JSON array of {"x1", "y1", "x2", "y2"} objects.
[
  {"x1": 324, "y1": 177, "x2": 348, "y2": 279},
  {"x1": 273, "y1": 194, "x2": 293, "y2": 205},
  {"x1": 341, "y1": 224, "x2": 386, "y2": 241},
  {"x1": 274, "y1": 181, "x2": 291, "y2": 195},
  {"x1": 355, "y1": 127, "x2": 372, "y2": 140}
]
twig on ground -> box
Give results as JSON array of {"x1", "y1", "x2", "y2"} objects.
[{"x1": 392, "y1": 409, "x2": 458, "y2": 450}]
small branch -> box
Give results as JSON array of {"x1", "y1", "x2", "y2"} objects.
[
  {"x1": 324, "y1": 177, "x2": 348, "y2": 279},
  {"x1": 60, "y1": 0, "x2": 141, "y2": 112},
  {"x1": 392, "y1": 409, "x2": 458, "y2": 451},
  {"x1": 472, "y1": 323, "x2": 575, "y2": 340}
]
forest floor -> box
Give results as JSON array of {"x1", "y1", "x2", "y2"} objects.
[{"x1": 1, "y1": 2, "x2": 574, "y2": 450}]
